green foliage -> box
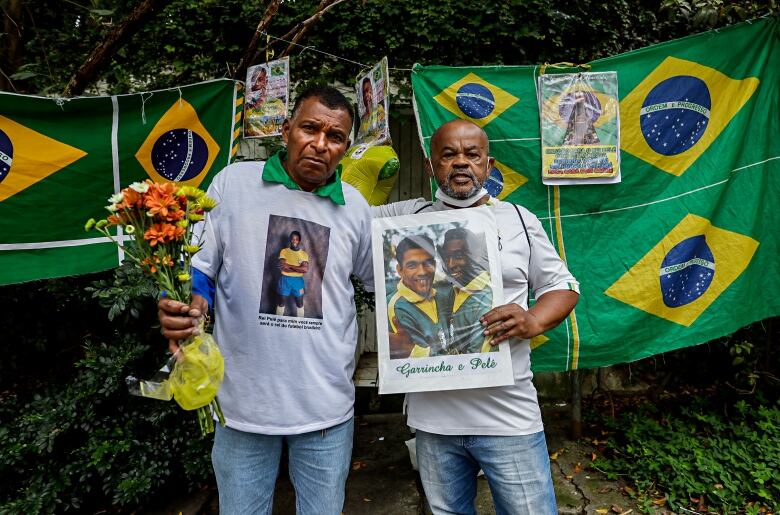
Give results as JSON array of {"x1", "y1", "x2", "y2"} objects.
[
  {"x1": 0, "y1": 268, "x2": 212, "y2": 513},
  {"x1": 351, "y1": 274, "x2": 375, "y2": 317},
  {"x1": 4, "y1": 0, "x2": 777, "y2": 97},
  {"x1": 593, "y1": 394, "x2": 780, "y2": 513},
  {"x1": 85, "y1": 260, "x2": 160, "y2": 322}
]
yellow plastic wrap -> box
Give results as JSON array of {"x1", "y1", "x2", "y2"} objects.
[
  {"x1": 340, "y1": 144, "x2": 400, "y2": 206},
  {"x1": 169, "y1": 333, "x2": 225, "y2": 411}
]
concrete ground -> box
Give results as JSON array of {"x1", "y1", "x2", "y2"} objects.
[{"x1": 144, "y1": 406, "x2": 653, "y2": 515}]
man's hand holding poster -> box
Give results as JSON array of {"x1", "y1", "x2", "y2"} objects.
[{"x1": 372, "y1": 207, "x2": 514, "y2": 394}]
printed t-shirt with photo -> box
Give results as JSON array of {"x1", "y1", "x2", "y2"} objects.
[{"x1": 193, "y1": 156, "x2": 374, "y2": 435}]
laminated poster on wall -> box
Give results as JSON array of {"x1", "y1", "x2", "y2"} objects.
[
  {"x1": 355, "y1": 57, "x2": 391, "y2": 146},
  {"x1": 243, "y1": 57, "x2": 290, "y2": 138},
  {"x1": 371, "y1": 206, "x2": 514, "y2": 394},
  {"x1": 538, "y1": 71, "x2": 621, "y2": 185}
]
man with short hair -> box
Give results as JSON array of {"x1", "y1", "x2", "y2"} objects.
[
  {"x1": 158, "y1": 85, "x2": 373, "y2": 515},
  {"x1": 374, "y1": 119, "x2": 579, "y2": 514},
  {"x1": 276, "y1": 230, "x2": 309, "y2": 317},
  {"x1": 388, "y1": 235, "x2": 451, "y2": 358},
  {"x1": 439, "y1": 227, "x2": 494, "y2": 355}
]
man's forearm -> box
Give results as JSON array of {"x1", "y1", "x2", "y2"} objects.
[{"x1": 527, "y1": 290, "x2": 579, "y2": 334}]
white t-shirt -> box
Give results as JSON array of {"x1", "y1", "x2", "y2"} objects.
[
  {"x1": 373, "y1": 197, "x2": 580, "y2": 435},
  {"x1": 194, "y1": 161, "x2": 374, "y2": 435}
]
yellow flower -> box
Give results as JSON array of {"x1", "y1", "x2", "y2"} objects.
[
  {"x1": 84, "y1": 218, "x2": 96, "y2": 231},
  {"x1": 125, "y1": 225, "x2": 136, "y2": 234},
  {"x1": 176, "y1": 220, "x2": 189, "y2": 228},
  {"x1": 177, "y1": 273, "x2": 191, "y2": 282},
  {"x1": 183, "y1": 244, "x2": 200, "y2": 254},
  {"x1": 176, "y1": 185, "x2": 205, "y2": 200},
  {"x1": 188, "y1": 213, "x2": 204, "y2": 222},
  {"x1": 95, "y1": 220, "x2": 109, "y2": 229},
  {"x1": 196, "y1": 196, "x2": 218, "y2": 211}
]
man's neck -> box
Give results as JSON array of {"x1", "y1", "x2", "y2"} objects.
[
  {"x1": 441, "y1": 194, "x2": 490, "y2": 209},
  {"x1": 435, "y1": 187, "x2": 490, "y2": 208}
]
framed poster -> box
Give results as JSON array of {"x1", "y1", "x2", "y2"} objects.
[
  {"x1": 371, "y1": 206, "x2": 514, "y2": 394},
  {"x1": 538, "y1": 71, "x2": 621, "y2": 185},
  {"x1": 243, "y1": 57, "x2": 290, "y2": 138},
  {"x1": 355, "y1": 57, "x2": 390, "y2": 146}
]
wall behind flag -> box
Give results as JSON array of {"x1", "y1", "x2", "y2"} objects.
[
  {"x1": 411, "y1": 17, "x2": 780, "y2": 373},
  {"x1": 0, "y1": 79, "x2": 240, "y2": 286}
]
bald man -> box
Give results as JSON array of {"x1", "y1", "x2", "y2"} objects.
[{"x1": 373, "y1": 120, "x2": 580, "y2": 515}]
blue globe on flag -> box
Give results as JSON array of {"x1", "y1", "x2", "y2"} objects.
[
  {"x1": 484, "y1": 166, "x2": 504, "y2": 197},
  {"x1": 151, "y1": 128, "x2": 209, "y2": 182},
  {"x1": 0, "y1": 129, "x2": 12, "y2": 184},
  {"x1": 640, "y1": 76, "x2": 711, "y2": 156},
  {"x1": 659, "y1": 235, "x2": 715, "y2": 308},
  {"x1": 455, "y1": 83, "x2": 495, "y2": 119}
]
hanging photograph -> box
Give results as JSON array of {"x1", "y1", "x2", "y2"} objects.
[
  {"x1": 371, "y1": 206, "x2": 514, "y2": 394},
  {"x1": 355, "y1": 57, "x2": 391, "y2": 146},
  {"x1": 243, "y1": 57, "x2": 290, "y2": 138},
  {"x1": 538, "y1": 71, "x2": 621, "y2": 185}
]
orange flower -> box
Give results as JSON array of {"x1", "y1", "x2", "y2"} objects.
[
  {"x1": 142, "y1": 256, "x2": 160, "y2": 273},
  {"x1": 144, "y1": 223, "x2": 184, "y2": 246},
  {"x1": 107, "y1": 213, "x2": 127, "y2": 226},
  {"x1": 160, "y1": 255, "x2": 174, "y2": 267},
  {"x1": 144, "y1": 183, "x2": 180, "y2": 220},
  {"x1": 121, "y1": 188, "x2": 142, "y2": 209}
]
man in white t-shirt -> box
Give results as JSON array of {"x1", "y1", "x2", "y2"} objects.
[
  {"x1": 157, "y1": 86, "x2": 374, "y2": 515},
  {"x1": 373, "y1": 119, "x2": 579, "y2": 515}
]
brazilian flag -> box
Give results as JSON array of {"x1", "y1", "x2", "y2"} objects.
[
  {"x1": 411, "y1": 17, "x2": 779, "y2": 372},
  {"x1": 0, "y1": 79, "x2": 241, "y2": 285}
]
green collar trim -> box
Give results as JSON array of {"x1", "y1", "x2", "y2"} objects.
[{"x1": 262, "y1": 150, "x2": 345, "y2": 205}]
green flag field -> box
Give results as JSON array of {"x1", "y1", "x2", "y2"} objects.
[{"x1": 411, "y1": 18, "x2": 779, "y2": 371}]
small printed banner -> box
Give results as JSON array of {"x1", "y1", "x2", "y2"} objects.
[
  {"x1": 538, "y1": 72, "x2": 620, "y2": 184},
  {"x1": 411, "y1": 17, "x2": 780, "y2": 372},
  {"x1": 0, "y1": 79, "x2": 238, "y2": 285},
  {"x1": 372, "y1": 206, "x2": 513, "y2": 394},
  {"x1": 355, "y1": 57, "x2": 391, "y2": 146},
  {"x1": 243, "y1": 57, "x2": 290, "y2": 138}
]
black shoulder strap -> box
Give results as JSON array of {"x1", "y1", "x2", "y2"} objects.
[
  {"x1": 413, "y1": 202, "x2": 434, "y2": 214},
  {"x1": 512, "y1": 203, "x2": 532, "y2": 258},
  {"x1": 512, "y1": 203, "x2": 533, "y2": 306}
]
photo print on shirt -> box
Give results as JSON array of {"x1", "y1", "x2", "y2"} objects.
[{"x1": 259, "y1": 214, "x2": 330, "y2": 327}]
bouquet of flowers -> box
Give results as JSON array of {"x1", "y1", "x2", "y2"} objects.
[{"x1": 86, "y1": 180, "x2": 225, "y2": 434}]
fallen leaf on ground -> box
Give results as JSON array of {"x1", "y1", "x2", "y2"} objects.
[
  {"x1": 623, "y1": 486, "x2": 636, "y2": 495},
  {"x1": 591, "y1": 452, "x2": 598, "y2": 460},
  {"x1": 611, "y1": 504, "x2": 623, "y2": 513},
  {"x1": 565, "y1": 475, "x2": 573, "y2": 480},
  {"x1": 597, "y1": 486, "x2": 612, "y2": 494},
  {"x1": 351, "y1": 460, "x2": 367, "y2": 470},
  {"x1": 596, "y1": 509, "x2": 609, "y2": 514},
  {"x1": 573, "y1": 462, "x2": 582, "y2": 474},
  {"x1": 652, "y1": 497, "x2": 667, "y2": 506},
  {"x1": 363, "y1": 498, "x2": 372, "y2": 502},
  {"x1": 619, "y1": 510, "x2": 633, "y2": 515}
]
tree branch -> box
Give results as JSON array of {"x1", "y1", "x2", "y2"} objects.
[
  {"x1": 279, "y1": 0, "x2": 346, "y2": 58},
  {"x1": 232, "y1": 0, "x2": 282, "y2": 80},
  {"x1": 62, "y1": 0, "x2": 173, "y2": 97}
]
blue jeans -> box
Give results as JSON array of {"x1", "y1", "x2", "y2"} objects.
[
  {"x1": 416, "y1": 430, "x2": 557, "y2": 515},
  {"x1": 211, "y1": 418, "x2": 354, "y2": 515}
]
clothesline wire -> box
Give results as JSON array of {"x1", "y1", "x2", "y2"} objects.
[{"x1": 260, "y1": 31, "x2": 413, "y2": 72}]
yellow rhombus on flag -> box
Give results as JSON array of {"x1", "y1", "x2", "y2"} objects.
[
  {"x1": 620, "y1": 56, "x2": 759, "y2": 176},
  {"x1": 605, "y1": 214, "x2": 758, "y2": 327},
  {"x1": 434, "y1": 73, "x2": 519, "y2": 128},
  {"x1": 135, "y1": 99, "x2": 220, "y2": 187},
  {"x1": 0, "y1": 115, "x2": 87, "y2": 203}
]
